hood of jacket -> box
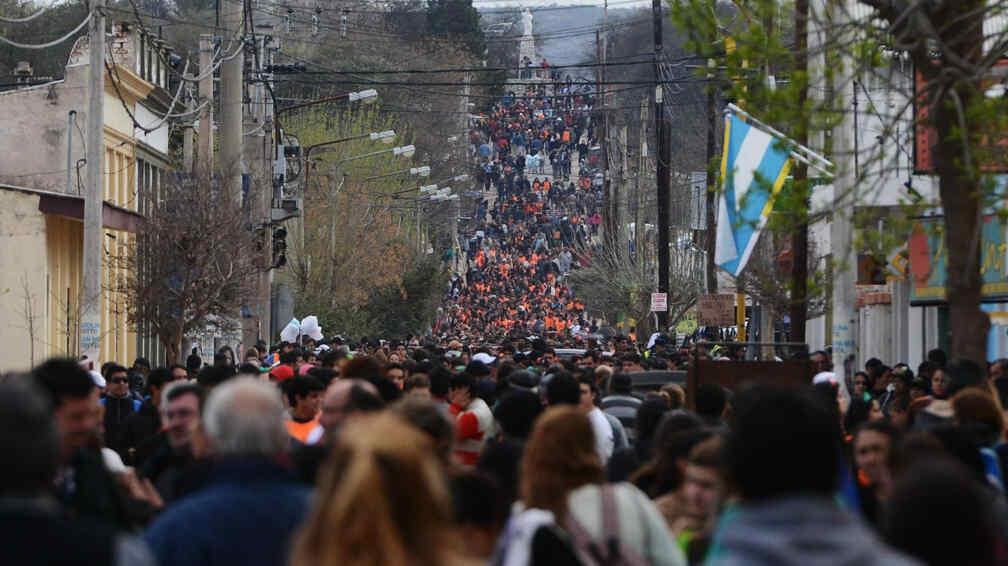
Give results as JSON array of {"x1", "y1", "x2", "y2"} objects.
[{"x1": 708, "y1": 496, "x2": 920, "y2": 566}]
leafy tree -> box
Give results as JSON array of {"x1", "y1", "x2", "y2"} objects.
[
  {"x1": 668, "y1": 0, "x2": 1008, "y2": 364},
  {"x1": 426, "y1": 0, "x2": 485, "y2": 58},
  {"x1": 856, "y1": 0, "x2": 1007, "y2": 364},
  {"x1": 363, "y1": 256, "x2": 448, "y2": 338}
]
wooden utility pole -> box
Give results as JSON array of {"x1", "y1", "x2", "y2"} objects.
[
  {"x1": 704, "y1": 87, "x2": 718, "y2": 293},
  {"x1": 653, "y1": 0, "x2": 671, "y2": 331},
  {"x1": 636, "y1": 98, "x2": 647, "y2": 259},
  {"x1": 81, "y1": 0, "x2": 105, "y2": 362},
  {"x1": 789, "y1": 0, "x2": 810, "y2": 345}
]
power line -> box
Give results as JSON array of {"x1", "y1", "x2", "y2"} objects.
[
  {"x1": 0, "y1": 0, "x2": 57, "y2": 23},
  {"x1": 275, "y1": 57, "x2": 656, "y2": 76},
  {"x1": 272, "y1": 77, "x2": 713, "y2": 87},
  {"x1": 0, "y1": 11, "x2": 90, "y2": 49}
]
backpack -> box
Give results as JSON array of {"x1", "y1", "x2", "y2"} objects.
[{"x1": 563, "y1": 485, "x2": 648, "y2": 566}]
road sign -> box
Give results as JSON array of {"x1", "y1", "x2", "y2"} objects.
[
  {"x1": 650, "y1": 292, "x2": 668, "y2": 312},
  {"x1": 697, "y1": 294, "x2": 736, "y2": 326}
]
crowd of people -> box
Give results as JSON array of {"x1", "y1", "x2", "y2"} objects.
[
  {"x1": 439, "y1": 82, "x2": 604, "y2": 343},
  {"x1": 7, "y1": 337, "x2": 1008, "y2": 566},
  {"x1": 8, "y1": 73, "x2": 1008, "y2": 566}
]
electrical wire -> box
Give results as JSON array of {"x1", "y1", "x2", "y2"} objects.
[
  {"x1": 0, "y1": 0, "x2": 57, "y2": 23},
  {"x1": 275, "y1": 57, "x2": 656, "y2": 76},
  {"x1": 104, "y1": 40, "x2": 200, "y2": 133},
  {"x1": 0, "y1": 11, "x2": 90, "y2": 49}
]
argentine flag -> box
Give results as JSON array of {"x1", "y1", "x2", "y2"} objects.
[{"x1": 715, "y1": 112, "x2": 793, "y2": 277}]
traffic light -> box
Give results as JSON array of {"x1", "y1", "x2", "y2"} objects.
[{"x1": 272, "y1": 227, "x2": 287, "y2": 268}]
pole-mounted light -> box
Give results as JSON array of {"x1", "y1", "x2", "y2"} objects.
[{"x1": 349, "y1": 88, "x2": 379, "y2": 103}]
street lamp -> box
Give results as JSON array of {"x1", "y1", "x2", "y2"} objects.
[
  {"x1": 348, "y1": 88, "x2": 379, "y2": 103},
  {"x1": 391, "y1": 173, "x2": 469, "y2": 197},
  {"x1": 361, "y1": 164, "x2": 431, "y2": 182},
  {"x1": 393, "y1": 144, "x2": 417, "y2": 158},
  {"x1": 274, "y1": 89, "x2": 383, "y2": 202},
  {"x1": 339, "y1": 145, "x2": 416, "y2": 164},
  {"x1": 278, "y1": 89, "x2": 380, "y2": 115},
  {"x1": 370, "y1": 130, "x2": 396, "y2": 144},
  {"x1": 301, "y1": 130, "x2": 398, "y2": 192}
]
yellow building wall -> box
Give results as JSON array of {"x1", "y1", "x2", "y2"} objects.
[
  {"x1": 0, "y1": 190, "x2": 50, "y2": 372},
  {"x1": 38, "y1": 134, "x2": 140, "y2": 368},
  {"x1": 99, "y1": 129, "x2": 138, "y2": 366},
  {"x1": 45, "y1": 215, "x2": 83, "y2": 360}
]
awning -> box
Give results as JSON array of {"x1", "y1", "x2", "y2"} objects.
[{"x1": 1, "y1": 184, "x2": 145, "y2": 232}]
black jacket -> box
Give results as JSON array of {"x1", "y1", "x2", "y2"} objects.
[
  {"x1": 117, "y1": 401, "x2": 160, "y2": 467},
  {"x1": 55, "y1": 448, "x2": 130, "y2": 529},
  {"x1": 0, "y1": 497, "x2": 117, "y2": 566},
  {"x1": 140, "y1": 436, "x2": 199, "y2": 503},
  {"x1": 102, "y1": 396, "x2": 140, "y2": 457}
]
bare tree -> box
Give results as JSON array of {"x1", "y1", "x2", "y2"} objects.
[
  {"x1": 570, "y1": 227, "x2": 704, "y2": 337},
  {"x1": 114, "y1": 170, "x2": 257, "y2": 363},
  {"x1": 16, "y1": 273, "x2": 40, "y2": 367}
]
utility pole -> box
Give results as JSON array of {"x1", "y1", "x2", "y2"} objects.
[
  {"x1": 653, "y1": 0, "x2": 671, "y2": 331},
  {"x1": 220, "y1": 0, "x2": 244, "y2": 203},
  {"x1": 603, "y1": 0, "x2": 612, "y2": 241},
  {"x1": 704, "y1": 88, "x2": 718, "y2": 293},
  {"x1": 81, "y1": 0, "x2": 105, "y2": 361},
  {"x1": 789, "y1": 0, "x2": 810, "y2": 345},
  {"x1": 829, "y1": 0, "x2": 857, "y2": 377},
  {"x1": 182, "y1": 63, "x2": 195, "y2": 173},
  {"x1": 198, "y1": 34, "x2": 214, "y2": 175},
  {"x1": 243, "y1": 28, "x2": 272, "y2": 349},
  {"x1": 636, "y1": 98, "x2": 647, "y2": 259}
]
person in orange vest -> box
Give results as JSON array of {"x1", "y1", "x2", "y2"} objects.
[{"x1": 284, "y1": 375, "x2": 324, "y2": 443}]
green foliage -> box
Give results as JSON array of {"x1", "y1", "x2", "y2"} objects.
[
  {"x1": 426, "y1": 0, "x2": 485, "y2": 57},
  {"x1": 362, "y1": 256, "x2": 448, "y2": 338},
  {"x1": 669, "y1": 0, "x2": 844, "y2": 317}
]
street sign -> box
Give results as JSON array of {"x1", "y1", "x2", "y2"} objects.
[
  {"x1": 650, "y1": 292, "x2": 668, "y2": 312},
  {"x1": 697, "y1": 294, "x2": 736, "y2": 326}
]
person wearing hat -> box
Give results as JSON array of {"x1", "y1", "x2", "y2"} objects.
[
  {"x1": 269, "y1": 364, "x2": 295, "y2": 383},
  {"x1": 449, "y1": 373, "x2": 495, "y2": 469}
]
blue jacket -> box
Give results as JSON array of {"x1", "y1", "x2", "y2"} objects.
[{"x1": 145, "y1": 458, "x2": 310, "y2": 566}]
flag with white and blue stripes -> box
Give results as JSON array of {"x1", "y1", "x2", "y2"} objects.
[{"x1": 715, "y1": 112, "x2": 793, "y2": 278}]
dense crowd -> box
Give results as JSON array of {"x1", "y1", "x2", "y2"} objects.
[
  {"x1": 7, "y1": 76, "x2": 1008, "y2": 566},
  {"x1": 437, "y1": 82, "x2": 603, "y2": 343},
  {"x1": 6, "y1": 335, "x2": 1008, "y2": 566}
]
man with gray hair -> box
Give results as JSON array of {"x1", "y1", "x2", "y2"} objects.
[{"x1": 145, "y1": 378, "x2": 310, "y2": 566}]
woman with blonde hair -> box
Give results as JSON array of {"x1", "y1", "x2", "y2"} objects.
[
  {"x1": 497, "y1": 406, "x2": 685, "y2": 566},
  {"x1": 290, "y1": 412, "x2": 469, "y2": 566}
]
